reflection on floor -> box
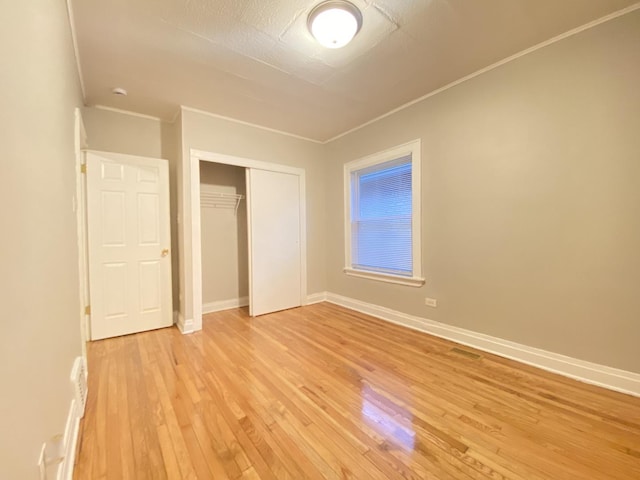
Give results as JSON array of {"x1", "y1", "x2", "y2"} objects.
[{"x1": 362, "y1": 384, "x2": 416, "y2": 452}]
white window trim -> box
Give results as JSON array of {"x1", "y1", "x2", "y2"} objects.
[{"x1": 343, "y1": 139, "x2": 425, "y2": 287}]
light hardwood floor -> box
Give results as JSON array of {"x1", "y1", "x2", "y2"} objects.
[{"x1": 74, "y1": 303, "x2": 640, "y2": 479}]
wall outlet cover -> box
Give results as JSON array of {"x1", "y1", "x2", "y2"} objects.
[{"x1": 425, "y1": 297, "x2": 437, "y2": 307}]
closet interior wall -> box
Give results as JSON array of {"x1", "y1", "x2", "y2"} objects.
[{"x1": 199, "y1": 162, "x2": 248, "y2": 310}]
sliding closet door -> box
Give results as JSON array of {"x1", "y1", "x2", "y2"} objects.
[{"x1": 246, "y1": 169, "x2": 302, "y2": 316}]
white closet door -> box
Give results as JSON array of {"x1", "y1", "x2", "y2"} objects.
[
  {"x1": 87, "y1": 152, "x2": 172, "y2": 340},
  {"x1": 246, "y1": 169, "x2": 302, "y2": 316}
]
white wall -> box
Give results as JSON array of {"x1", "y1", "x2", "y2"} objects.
[
  {"x1": 325, "y1": 11, "x2": 640, "y2": 373},
  {"x1": 0, "y1": 0, "x2": 84, "y2": 477}
]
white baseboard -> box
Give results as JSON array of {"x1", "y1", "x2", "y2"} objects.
[
  {"x1": 324, "y1": 292, "x2": 640, "y2": 397},
  {"x1": 176, "y1": 312, "x2": 195, "y2": 334},
  {"x1": 203, "y1": 297, "x2": 249, "y2": 314},
  {"x1": 305, "y1": 292, "x2": 328, "y2": 305}
]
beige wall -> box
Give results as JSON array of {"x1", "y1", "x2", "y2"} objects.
[
  {"x1": 178, "y1": 108, "x2": 327, "y2": 323},
  {"x1": 200, "y1": 163, "x2": 248, "y2": 304},
  {"x1": 325, "y1": 11, "x2": 640, "y2": 372},
  {"x1": 83, "y1": 107, "x2": 163, "y2": 158},
  {"x1": 0, "y1": 0, "x2": 83, "y2": 477},
  {"x1": 162, "y1": 119, "x2": 182, "y2": 310}
]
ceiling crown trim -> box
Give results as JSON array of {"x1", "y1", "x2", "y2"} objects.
[
  {"x1": 180, "y1": 106, "x2": 323, "y2": 144},
  {"x1": 93, "y1": 105, "x2": 164, "y2": 122}
]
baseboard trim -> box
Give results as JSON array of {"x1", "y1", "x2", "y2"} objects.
[
  {"x1": 305, "y1": 292, "x2": 328, "y2": 305},
  {"x1": 324, "y1": 292, "x2": 640, "y2": 397},
  {"x1": 203, "y1": 297, "x2": 249, "y2": 314},
  {"x1": 176, "y1": 312, "x2": 195, "y2": 334}
]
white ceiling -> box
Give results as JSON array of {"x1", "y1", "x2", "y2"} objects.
[{"x1": 71, "y1": 0, "x2": 638, "y2": 141}]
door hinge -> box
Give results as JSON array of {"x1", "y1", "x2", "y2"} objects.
[
  {"x1": 81, "y1": 164, "x2": 87, "y2": 174},
  {"x1": 84, "y1": 305, "x2": 91, "y2": 315}
]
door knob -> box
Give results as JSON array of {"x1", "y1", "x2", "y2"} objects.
[{"x1": 161, "y1": 248, "x2": 170, "y2": 257}]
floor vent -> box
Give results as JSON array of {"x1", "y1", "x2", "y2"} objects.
[
  {"x1": 71, "y1": 357, "x2": 88, "y2": 418},
  {"x1": 451, "y1": 347, "x2": 482, "y2": 359}
]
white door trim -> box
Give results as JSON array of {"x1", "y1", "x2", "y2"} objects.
[
  {"x1": 74, "y1": 108, "x2": 90, "y2": 357},
  {"x1": 189, "y1": 148, "x2": 308, "y2": 332}
]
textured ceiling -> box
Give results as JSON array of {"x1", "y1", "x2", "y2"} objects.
[{"x1": 71, "y1": 0, "x2": 638, "y2": 141}]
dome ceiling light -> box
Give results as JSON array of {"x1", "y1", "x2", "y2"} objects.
[{"x1": 308, "y1": 1, "x2": 363, "y2": 49}]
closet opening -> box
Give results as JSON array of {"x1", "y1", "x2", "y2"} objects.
[
  {"x1": 189, "y1": 149, "x2": 307, "y2": 332},
  {"x1": 199, "y1": 162, "x2": 248, "y2": 314}
]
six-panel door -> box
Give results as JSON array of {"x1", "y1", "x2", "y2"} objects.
[{"x1": 87, "y1": 152, "x2": 172, "y2": 340}]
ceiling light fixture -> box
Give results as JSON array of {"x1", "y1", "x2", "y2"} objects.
[{"x1": 308, "y1": 1, "x2": 363, "y2": 49}]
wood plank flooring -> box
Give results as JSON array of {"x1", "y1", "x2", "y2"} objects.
[{"x1": 74, "y1": 302, "x2": 640, "y2": 479}]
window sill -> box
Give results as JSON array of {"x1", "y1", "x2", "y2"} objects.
[{"x1": 343, "y1": 268, "x2": 425, "y2": 287}]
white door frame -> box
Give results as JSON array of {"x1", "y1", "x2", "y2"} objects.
[
  {"x1": 189, "y1": 148, "x2": 307, "y2": 332},
  {"x1": 74, "y1": 108, "x2": 90, "y2": 360}
]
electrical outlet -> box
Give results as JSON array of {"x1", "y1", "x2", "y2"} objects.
[{"x1": 425, "y1": 297, "x2": 437, "y2": 307}]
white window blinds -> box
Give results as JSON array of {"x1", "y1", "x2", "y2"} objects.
[{"x1": 350, "y1": 155, "x2": 413, "y2": 277}]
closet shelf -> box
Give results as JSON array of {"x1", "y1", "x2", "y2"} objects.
[{"x1": 200, "y1": 191, "x2": 244, "y2": 214}]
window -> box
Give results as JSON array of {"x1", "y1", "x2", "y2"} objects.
[{"x1": 344, "y1": 140, "x2": 424, "y2": 286}]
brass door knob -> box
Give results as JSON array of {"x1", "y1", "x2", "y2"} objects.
[{"x1": 161, "y1": 248, "x2": 170, "y2": 257}]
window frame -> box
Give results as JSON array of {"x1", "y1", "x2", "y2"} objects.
[{"x1": 343, "y1": 139, "x2": 424, "y2": 287}]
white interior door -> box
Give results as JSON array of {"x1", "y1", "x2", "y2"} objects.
[
  {"x1": 247, "y1": 168, "x2": 302, "y2": 316},
  {"x1": 86, "y1": 151, "x2": 172, "y2": 340}
]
